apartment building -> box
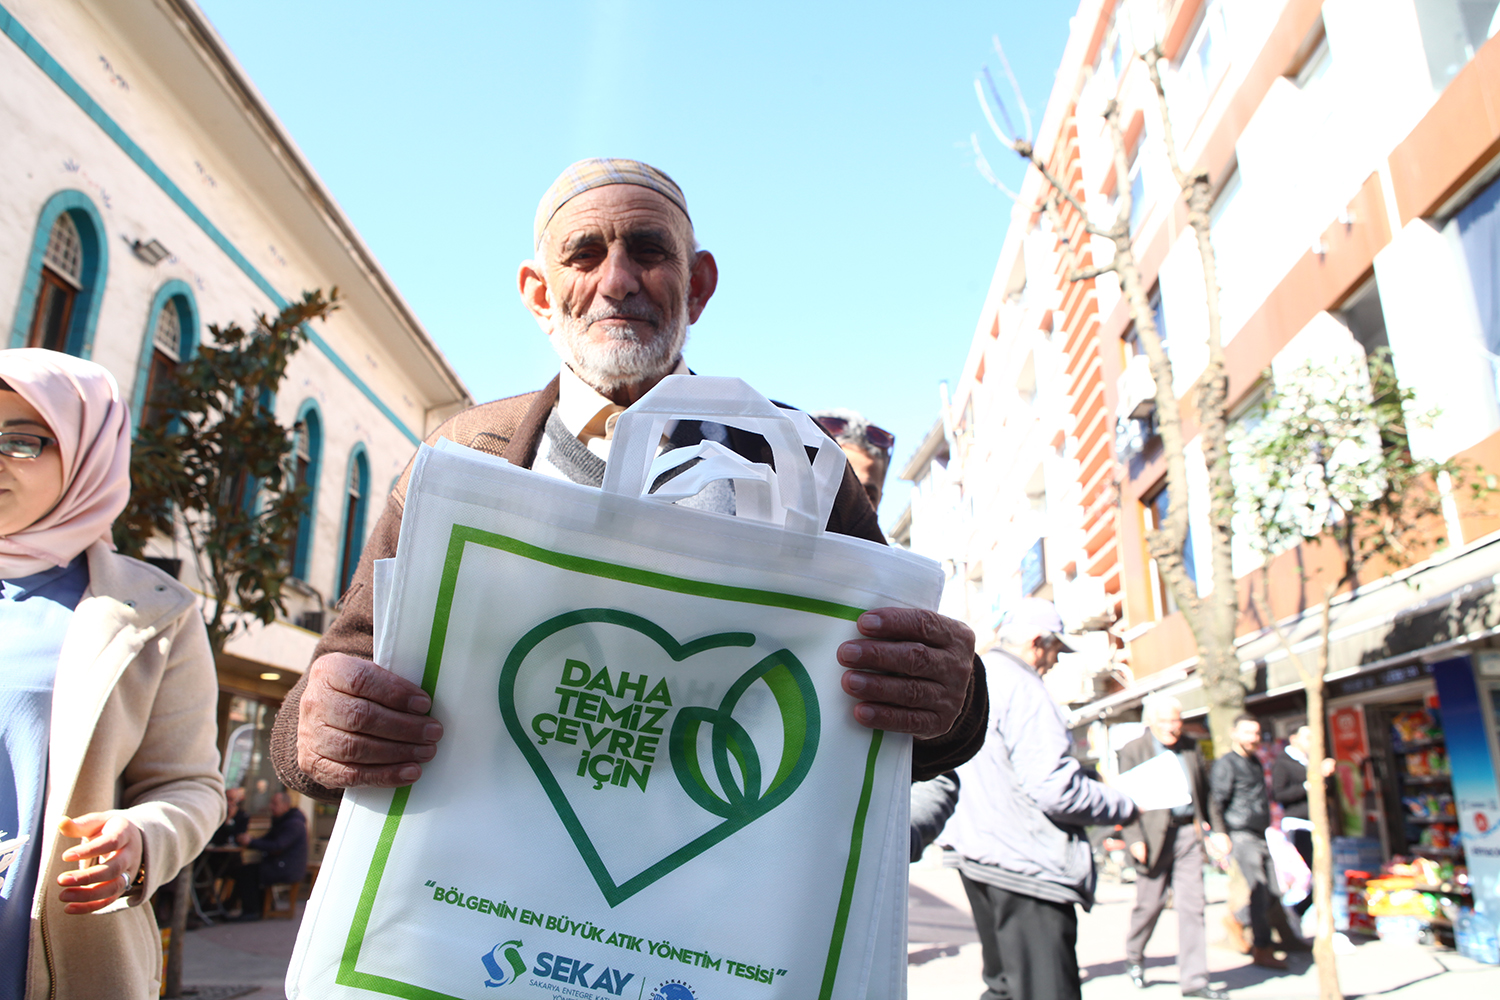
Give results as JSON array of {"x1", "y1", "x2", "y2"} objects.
[
  {"x1": 0, "y1": 0, "x2": 471, "y2": 803},
  {"x1": 902, "y1": 0, "x2": 1500, "y2": 892}
]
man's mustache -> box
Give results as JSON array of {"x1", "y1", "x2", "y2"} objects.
[{"x1": 577, "y1": 303, "x2": 663, "y2": 331}]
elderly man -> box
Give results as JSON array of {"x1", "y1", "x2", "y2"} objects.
[
  {"x1": 1119, "y1": 696, "x2": 1224, "y2": 998},
  {"x1": 230, "y1": 790, "x2": 307, "y2": 921},
  {"x1": 269, "y1": 159, "x2": 986, "y2": 802},
  {"x1": 942, "y1": 598, "x2": 1137, "y2": 1000}
]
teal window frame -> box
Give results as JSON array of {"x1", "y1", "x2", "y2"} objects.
[
  {"x1": 333, "y1": 443, "x2": 371, "y2": 598},
  {"x1": 131, "y1": 280, "x2": 198, "y2": 431},
  {"x1": 291, "y1": 398, "x2": 323, "y2": 581},
  {"x1": 10, "y1": 189, "x2": 108, "y2": 356}
]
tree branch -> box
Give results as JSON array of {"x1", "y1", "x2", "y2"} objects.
[{"x1": 1068, "y1": 261, "x2": 1118, "y2": 282}]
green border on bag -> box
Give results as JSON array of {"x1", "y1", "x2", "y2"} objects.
[{"x1": 335, "y1": 524, "x2": 890, "y2": 1000}]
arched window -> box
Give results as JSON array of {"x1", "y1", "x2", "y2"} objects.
[
  {"x1": 133, "y1": 282, "x2": 199, "y2": 433},
  {"x1": 335, "y1": 446, "x2": 370, "y2": 598},
  {"x1": 29, "y1": 213, "x2": 82, "y2": 352},
  {"x1": 288, "y1": 402, "x2": 322, "y2": 581},
  {"x1": 11, "y1": 191, "x2": 107, "y2": 356}
]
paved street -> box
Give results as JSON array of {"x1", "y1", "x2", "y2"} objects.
[
  {"x1": 177, "y1": 860, "x2": 1500, "y2": 999},
  {"x1": 908, "y1": 852, "x2": 1500, "y2": 1000}
]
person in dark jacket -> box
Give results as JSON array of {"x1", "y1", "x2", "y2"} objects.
[
  {"x1": 1209, "y1": 716, "x2": 1302, "y2": 969},
  {"x1": 1271, "y1": 725, "x2": 1336, "y2": 916},
  {"x1": 209, "y1": 786, "x2": 249, "y2": 847},
  {"x1": 1119, "y1": 696, "x2": 1225, "y2": 998},
  {"x1": 231, "y1": 791, "x2": 308, "y2": 920}
]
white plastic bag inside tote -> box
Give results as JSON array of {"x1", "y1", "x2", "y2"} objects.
[{"x1": 287, "y1": 375, "x2": 940, "y2": 1000}]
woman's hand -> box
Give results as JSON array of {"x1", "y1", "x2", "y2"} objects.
[{"x1": 56, "y1": 813, "x2": 143, "y2": 914}]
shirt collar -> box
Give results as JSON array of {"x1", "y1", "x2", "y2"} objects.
[
  {"x1": 1, "y1": 552, "x2": 87, "y2": 600},
  {"x1": 556, "y1": 358, "x2": 690, "y2": 446},
  {"x1": 1286, "y1": 745, "x2": 1309, "y2": 766}
]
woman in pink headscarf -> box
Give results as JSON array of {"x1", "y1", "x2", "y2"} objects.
[{"x1": 0, "y1": 349, "x2": 223, "y2": 1000}]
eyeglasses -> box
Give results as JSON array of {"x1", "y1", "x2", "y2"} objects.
[
  {"x1": 814, "y1": 416, "x2": 895, "y2": 452},
  {"x1": 0, "y1": 432, "x2": 57, "y2": 459}
]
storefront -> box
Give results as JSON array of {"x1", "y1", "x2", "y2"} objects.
[{"x1": 1070, "y1": 534, "x2": 1500, "y2": 951}]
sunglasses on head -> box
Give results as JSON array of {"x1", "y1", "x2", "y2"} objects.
[
  {"x1": 0, "y1": 432, "x2": 56, "y2": 460},
  {"x1": 815, "y1": 416, "x2": 895, "y2": 452}
]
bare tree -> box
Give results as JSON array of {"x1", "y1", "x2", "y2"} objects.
[
  {"x1": 1233, "y1": 350, "x2": 1492, "y2": 1000},
  {"x1": 974, "y1": 35, "x2": 1244, "y2": 749}
]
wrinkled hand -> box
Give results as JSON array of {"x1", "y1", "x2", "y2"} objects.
[
  {"x1": 836, "y1": 608, "x2": 975, "y2": 740},
  {"x1": 57, "y1": 813, "x2": 142, "y2": 914},
  {"x1": 1129, "y1": 841, "x2": 1148, "y2": 865},
  {"x1": 297, "y1": 652, "x2": 443, "y2": 789}
]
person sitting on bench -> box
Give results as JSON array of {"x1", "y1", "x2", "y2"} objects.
[{"x1": 232, "y1": 790, "x2": 307, "y2": 920}]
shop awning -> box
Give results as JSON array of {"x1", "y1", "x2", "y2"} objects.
[{"x1": 1069, "y1": 533, "x2": 1500, "y2": 726}]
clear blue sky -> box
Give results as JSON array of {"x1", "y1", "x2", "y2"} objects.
[{"x1": 197, "y1": 1, "x2": 1077, "y2": 530}]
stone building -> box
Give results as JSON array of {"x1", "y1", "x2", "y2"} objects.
[{"x1": 0, "y1": 0, "x2": 471, "y2": 805}]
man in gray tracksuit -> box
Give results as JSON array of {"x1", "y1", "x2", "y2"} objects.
[{"x1": 942, "y1": 599, "x2": 1138, "y2": 1000}]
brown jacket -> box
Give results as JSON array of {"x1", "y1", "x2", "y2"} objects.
[
  {"x1": 27, "y1": 542, "x2": 225, "y2": 1000},
  {"x1": 1118, "y1": 731, "x2": 1210, "y2": 871},
  {"x1": 271, "y1": 380, "x2": 987, "y2": 799}
]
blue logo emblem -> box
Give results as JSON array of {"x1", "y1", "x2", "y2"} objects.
[
  {"x1": 482, "y1": 939, "x2": 527, "y2": 988},
  {"x1": 649, "y1": 982, "x2": 697, "y2": 1000}
]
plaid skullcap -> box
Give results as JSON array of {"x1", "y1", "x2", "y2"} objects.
[{"x1": 533, "y1": 158, "x2": 690, "y2": 248}]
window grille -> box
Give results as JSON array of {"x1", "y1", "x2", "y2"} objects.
[
  {"x1": 153, "y1": 300, "x2": 182, "y2": 362},
  {"x1": 43, "y1": 213, "x2": 83, "y2": 287}
]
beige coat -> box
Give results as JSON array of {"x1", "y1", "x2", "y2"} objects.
[{"x1": 24, "y1": 541, "x2": 224, "y2": 1000}]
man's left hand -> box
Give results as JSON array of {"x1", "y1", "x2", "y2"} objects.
[{"x1": 837, "y1": 608, "x2": 975, "y2": 740}]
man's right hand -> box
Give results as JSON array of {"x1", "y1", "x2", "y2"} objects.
[
  {"x1": 1207, "y1": 832, "x2": 1231, "y2": 859},
  {"x1": 297, "y1": 653, "x2": 444, "y2": 789},
  {"x1": 1128, "y1": 841, "x2": 1148, "y2": 865}
]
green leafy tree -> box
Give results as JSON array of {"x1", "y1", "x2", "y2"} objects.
[
  {"x1": 115, "y1": 289, "x2": 340, "y2": 656},
  {"x1": 1231, "y1": 349, "x2": 1490, "y2": 1000}
]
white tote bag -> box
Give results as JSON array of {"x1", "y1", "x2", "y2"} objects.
[{"x1": 287, "y1": 376, "x2": 938, "y2": 1000}]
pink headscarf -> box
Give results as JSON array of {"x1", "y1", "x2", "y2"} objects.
[{"x1": 0, "y1": 349, "x2": 131, "y2": 578}]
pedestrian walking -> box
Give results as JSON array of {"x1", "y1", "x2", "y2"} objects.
[
  {"x1": 1271, "y1": 725, "x2": 1336, "y2": 918},
  {"x1": 942, "y1": 598, "x2": 1138, "y2": 1000},
  {"x1": 1120, "y1": 696, "x2": 1227, "y2": 998},
  {"x1": 1209, "y1": 715, "x2": 1307, "y2": 969}
]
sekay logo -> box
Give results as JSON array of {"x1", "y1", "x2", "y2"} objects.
[
  {"x1": 532, "y1": 952, "x2": 636, "y2": 996},
  {"x1": 482, "y1": 940, "x2": 527, "y2": 988}
]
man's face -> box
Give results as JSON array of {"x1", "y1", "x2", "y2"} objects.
[
  {"x1": 269, "y1": 793, "x2": 290, "y2": 817},
  {"x1": 1031, "y1": 634, "x2": 1064, "y2": 675},
  {"x1": 1148, "y1": 707, "x2": 1183, "y2": 747},
  {"x1": 1290, "y1": 726, "x2": 1310, "y2": 754},
  {"x1": 840, "y1": 443, "x2": 888, "y2": 511},
  {"x1": 519, "y1": 185, "x2": 717, "y2": 397},
  {"x1": 1232, "y1": 719, "x2": 1262, "y2": 754}
]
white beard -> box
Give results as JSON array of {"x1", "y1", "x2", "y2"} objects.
[{"x1": 550, "y1": 297, "x2": 690, "y2": 393}]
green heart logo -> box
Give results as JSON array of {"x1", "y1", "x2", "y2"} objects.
[{"x1": 498, "y1": 608, "x2": 820, "y2": 907}]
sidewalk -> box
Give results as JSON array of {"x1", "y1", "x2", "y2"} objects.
[
  {"x1": 908, "y1": 855, "x2": 1500, "y2": 999},
  {"x1": 179, "y1": 906, "x2": 303, "y2": 999}
]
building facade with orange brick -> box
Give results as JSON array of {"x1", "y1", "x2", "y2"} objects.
[{"x1": 901, "y1": 0, "x2": 1500, "y2": 883}]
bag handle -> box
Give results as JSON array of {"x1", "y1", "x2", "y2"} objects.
[{"x1": 602, "y1": 375, "x2": 846, "y2": 534}]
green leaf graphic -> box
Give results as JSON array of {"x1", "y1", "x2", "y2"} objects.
[{"x1": 497, "y1": 609, "x2": 820, "y2": 907}]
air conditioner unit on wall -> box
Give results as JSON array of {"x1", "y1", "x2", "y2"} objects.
[{"x1": 1116, "y1": 354, "x2": 1156, "y2": 421}]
